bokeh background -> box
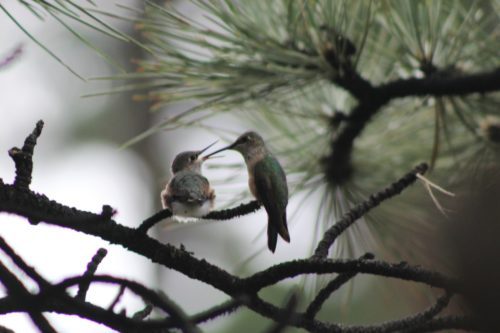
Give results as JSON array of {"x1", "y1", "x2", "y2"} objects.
[
  {"x1": 2, "y1": 1, "x2": 494, "y2": 332},
  {"x1": 0, "y1": 1, "x2": 315, "y2": 331}
]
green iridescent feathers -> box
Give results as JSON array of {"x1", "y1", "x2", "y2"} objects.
[{"x1": 254, "y1": 154, "x2": 290, "y2": 252}]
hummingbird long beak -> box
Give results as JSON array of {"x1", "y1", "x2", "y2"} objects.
[
  {"x1": 202, "y1": 141, "x2": 237, "y2": 159},
  {"x1": 200, "y1": 140, "x2": 218, "y2": 154},
  {"x1": 196, "y1": 140, "x2": 218, "y2": 161}
]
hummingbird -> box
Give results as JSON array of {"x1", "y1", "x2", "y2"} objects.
[
  {"x1": 206, "y1": 131, "x2": 289, "y2": 252},
  {"x1": 161, "y1": 142, "x2": 217, "y2": 218}
]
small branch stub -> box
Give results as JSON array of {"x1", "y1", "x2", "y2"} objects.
[
  {"x1": 9, "y1": 120, "x2": 44, "y2": 190},
  {"x1": 76, "y1": 248, "x2": 108, "y2": 301}
]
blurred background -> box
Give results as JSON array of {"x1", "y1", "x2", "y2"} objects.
[
  {"x1": 0, "y1": 1, "x2": 315, "y2": 332},
  {"x1": 1, "y1": 1, "x2": 499, "y2": 332}
]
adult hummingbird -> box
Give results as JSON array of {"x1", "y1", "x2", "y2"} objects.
[
  {"x1": 206, "y1": 131, "x2": 289, "y2": 252},
  {"x1": 161, "y1": 142, "x2": 217, "y2": 217}
]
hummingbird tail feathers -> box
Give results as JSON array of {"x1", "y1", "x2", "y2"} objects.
[
  {"x1": 267, "y1": 213, "x2": 290, "y2": 252},
  {"x1": 277, "y1": 212, "x2": 290, "y2": 243},
  {"x1": 267, "y1": 222, "x2": 278, "y2": 253}
]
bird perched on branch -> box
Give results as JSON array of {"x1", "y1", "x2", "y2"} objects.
[
  {"x1": 206, "y1": 131, "x2": 289, "y2": 252},
  {"x1": 161, "y1": 142, "x2": 216, "y2": 217}
]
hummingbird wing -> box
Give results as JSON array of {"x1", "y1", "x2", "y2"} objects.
[
  {"x1": 254, "y1": 156, "x2": 289, "y2": 252},
  {"x1": 165, "y1": 171, "x2": 214, "y2": 206}
]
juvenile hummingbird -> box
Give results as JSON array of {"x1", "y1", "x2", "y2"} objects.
[
  {"x1": 161, "y1": 142, "x2": 216, "y2": 217},
  {"x1": 206, "y1": 131, "x2": 290, "y2": 252}
]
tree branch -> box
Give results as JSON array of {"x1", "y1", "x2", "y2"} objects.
[
  {"x1": 76, "y1": 248, "x2": 107, "y2": 301},
  {"x1": 0, "y1": 236, "x2": 49, "y2": 288},
  {"x1": 0, "y1": 293, "x2": 181, "y2": 332},
  {"x1": 264, "y1": 293, "x2": 299, "y2": 333},
  {"x1": 401, "y1": 315, "x2": 478, "y2": 333},
  {"x1": 107, "y1": 285, "x2": 126, "y2": 312},
  {"x1": 8, "y1": 120, "x2": 43, "y2": 190},
  {"x1": 380, "y1": 67, "x2": 500, "y2": 98},
  {"x1": 325, "y1": 66, "x2": 500, "y2": 184},
  {"x1": 49, "y1": 276, "x2": 201, "y2": 333},
  {"x1": 305, "y1": 253, "x2": 374, "y2": 319},
  {"x1": 0, "y1": 261, "x2": 57, "y2": 333},
  {"x1": 190, "y1": 299, "x2": 241, "y2": 324},
  {"x1": 0, "y1": 121, "x2": 471, "y2": 332},
  {"x1": 314, "y1": 163, "x2": 428, "y2": 259},
  {"x1": 137, "y1": 200, "x2": 261, "y2": 234}
]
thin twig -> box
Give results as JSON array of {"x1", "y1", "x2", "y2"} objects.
[
  {"x1": 76, "y1": 248, "x2": 108, "y2": 301},
  {"x1": 0, "y1": 261, "x2": 57, "y2": 333},
  {"x1": 313, "y1": 163, "x2": 428, "y2": 259},
  {"x1": 49, "y1": 275, "x2": 201, "y2": 333},
  {"x1": 190, "y1": 299, "x2": 241, "y2": 324},
  {"x1": 203, "y1": 200, "x2": 261, "y2": 220},
  {"x1": 0, "y1": 236, "x2": 49, "y2": 288},
  {"x1": 0, "y1": 293, "x2": 182, "y2": 332},
  {"x1": 305, "y1": 253, "x2": 374, "y2": 318},
  {"x1": 137, "y1": 200, "x2": 261, "y2": 234},
  {"x1": 8, "y1": 120, "x2": 44, "y2": 190},
  {"x1": 394, "y1": 291, "x2": 453, "y2": 332},
  {"x1": 137, "y1": 209, "x2": 173, "y2": 233},
  {"x1": 264, "y1": 293, "x2": 299, "y2": 333},
  {"x1": 107, "y1": 285, "x2": 126, "y2": 312},
  {"x1": 132, "y1": 303, "x2": 153, "y2": 320}
]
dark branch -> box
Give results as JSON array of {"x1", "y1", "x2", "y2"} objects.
[
  {"x1": 400, "y1": 315, "x2": 479, "y2": 333},
  {"x1": 0, "y1": 236, "x2": 49, "y2": 288},
  {"x1": 242, "y1": 294, "x2": 341, "y2": 332},
  {"x1": 305, "y1": 253, "x2": 374, "y2": 319},
  {"x1": 0, "y1": 123, "x2": 470, "y2": 332},
  {"x1": 380, "y1": 67, "x2": 500, "y2": 98},
  {"x1": 241, "y1": 258, "x2": 457, "y2": 294},
  {"x1": 325, "y1": 66, "x2": 500, "y2": 184},
  {"x1": 333, "y1": 69, "x2": 376, "y2": 101},
  {"x1": 0, "y1": 293, "x2": 181, "y2": 332},
  {"x1": 132, "y1": 303, "x2": 153, "y2": 320},
  {"x1": 137, "y1": 209, "x2": 173, "y2": 233},
  {"x1": 323, "y1": 99, "x2": 386, "y2": 184},
  {"x1": 314, "y1": 163, "x2": 428, "y2": 259},
  {"x1": 381, "y1": 291, "x2": 453, "y2": 332},
  {"x1": 0, "y1": 261, "x2": 57, "y2": 333},
  {"x1": 0, "y1": 180, "x2": 457, "y2": 292},
  {"x1": 264, "y1": 293, "x2": 298, "y2": 333},
  {"x1": 107, "y1": 285, "x2": 126, "y2": 312},
  {"x1": 8, "y1": 120, "x2": 43, "y2": 191},
  {"x1": 137, "y1": 201, "x2": 261, "y2": 234},
  {"x1": 49, "y1": 275, "x2": 200, "y2": 333},
  {"x1": 343, "y1": 292, "x2": 453, "y2": 332},
  {"x1": 190, "y1": 299, "x2": 241, "y2": 324},
  {"x1": 204, "y1": 200, "x2": 261, "y2": 220},
  {"x1": 76, "y1": 248, "x2": 108, "y2": 301}
]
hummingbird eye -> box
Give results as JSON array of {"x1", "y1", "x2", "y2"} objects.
[{"x1": 189, "y1": 155, "x2": 197, "y2": 162}]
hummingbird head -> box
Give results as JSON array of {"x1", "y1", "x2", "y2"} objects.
[
  {"x1": 204, "y1": 131, "x2": 266, "y2": 161},
  {"x1": 171, "y1": 141, "x2": 217, "y2": 174},
  {"x1": 230, "y1": 131, "x2": 265, "y2": 154}
]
